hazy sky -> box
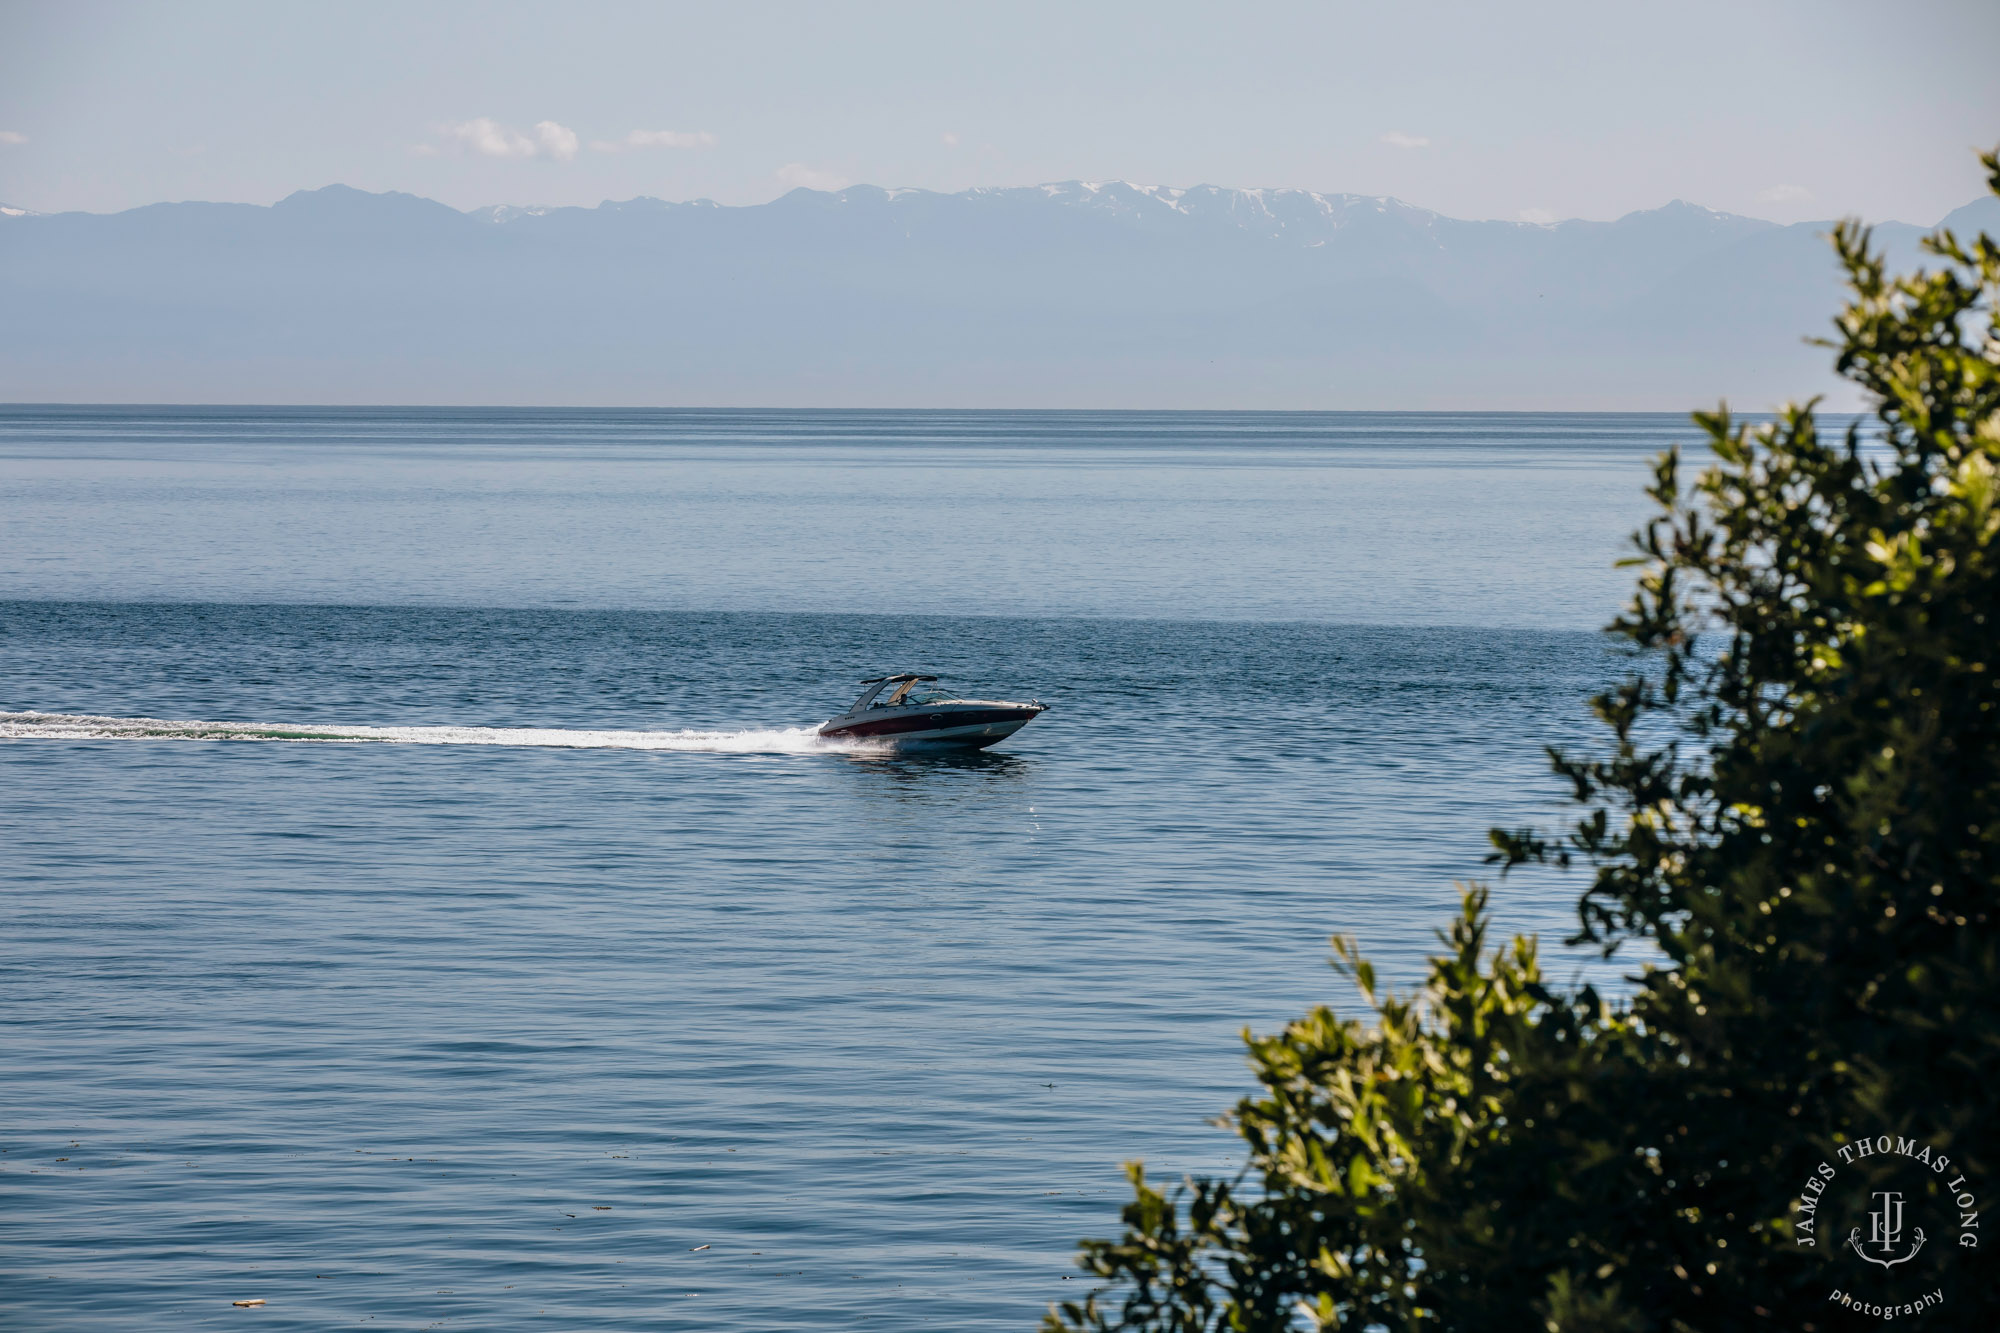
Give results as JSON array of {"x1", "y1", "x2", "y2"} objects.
[{"x1": 3, "y1": 0, "x2": 1997, "y2": 223}]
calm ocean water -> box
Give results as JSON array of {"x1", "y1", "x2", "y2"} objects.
[{"x1": 1, "y1": 408, "x2": 1680, "y2": 1329}]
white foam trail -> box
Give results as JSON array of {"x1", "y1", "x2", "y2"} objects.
[{"x1": 0, "y1": 711, "x2": 858, "y2": 754}]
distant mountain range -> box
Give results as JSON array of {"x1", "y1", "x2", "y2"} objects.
[{"x1": 3, "y1": 182, "x2": 1993, "y2": 408}]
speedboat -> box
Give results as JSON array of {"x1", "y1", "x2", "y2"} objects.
[{"x1": 818, "y1": 674, "x2": 1047, "y2": 751}]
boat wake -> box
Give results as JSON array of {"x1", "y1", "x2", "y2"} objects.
[{"x1": 0, "y1": 710, "x2": 856, "y2": 754}]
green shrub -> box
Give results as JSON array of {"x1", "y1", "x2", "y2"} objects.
[{"x1": 1048, "y1": 149, "x2": 2000, "y2": 1333}]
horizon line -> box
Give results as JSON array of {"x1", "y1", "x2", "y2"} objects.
[
  {"x1": 0, "y1": 401, "x2": 1839, "y2": 417},
  {"x1": 5, "y1": 178, "x2": 1972, "y2": 231}
]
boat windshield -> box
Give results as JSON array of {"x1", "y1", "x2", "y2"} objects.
[
  {"x1": 847, "y1": 676, "x2": 956, "y2": 712},
  {"x1": 885, "y1": 677, "x2": 957, "y2": 706}
]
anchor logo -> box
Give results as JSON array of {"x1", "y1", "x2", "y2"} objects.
[{"x1": 1848, "y1": 1190, "x2": 1926, "y2": 1269}]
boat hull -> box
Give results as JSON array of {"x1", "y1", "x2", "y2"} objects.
[{"x1": 818, "y1": 703, "x2": 1045, "y2": 751}]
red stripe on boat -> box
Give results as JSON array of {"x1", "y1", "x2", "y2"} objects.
[{"x1": 822, "y1": 707, "x2": 1039, "y2": 739}]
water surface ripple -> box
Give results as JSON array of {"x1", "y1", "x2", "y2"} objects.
[{"x1": 0, "y1": 408, "x2": 1675, "y2": 1329}]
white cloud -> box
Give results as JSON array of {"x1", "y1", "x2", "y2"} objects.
[
  {"x1": 592, "y1": 128, "x2": 719, "y2": 152},
  {"x1": 1759, "y1": 183, "x2": 1814, "y2": 205},
  {"x1": 444, "y1": 117, "x2": 536, "y2": 158},
  {"x1": 534, "y1": 120, "x2": 578, "y2": 161},
  {"x1": 775, "y1": 162, "x2": 850, "y2": 191},
  {"x1": 0, "y1": 130, "x2": 27, "y2": 146},
  {"x1": 436, "y1": 117, "x2": 578, "y2": 160},
  {"x1": 1517, "y1": 207, "x2": 1556, "y2": 225},
  {"x1": 941, "y1": 131, "x2": 961, "y2": 147},
  {"x1": 1380, "y1": 131, "x2": 1430, "y2": 149}
]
